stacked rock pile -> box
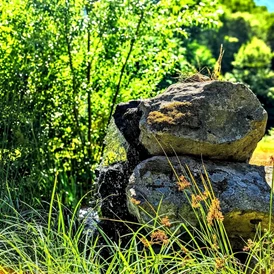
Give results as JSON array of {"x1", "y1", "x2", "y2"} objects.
[{"x1": 98, "y1": 80, "x2": 273, "y2": 248}]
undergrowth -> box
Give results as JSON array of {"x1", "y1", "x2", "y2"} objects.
[{"x1": 0, "y1": 159, "x2": 272, "y2": 273}]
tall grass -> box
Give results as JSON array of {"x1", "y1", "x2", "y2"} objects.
[{"x1": 0, "y1": 162, "x2": 272, "y2": 273}]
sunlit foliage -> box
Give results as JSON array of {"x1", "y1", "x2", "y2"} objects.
[{"x1": 0, "y1": 0, "x2": 220, "y2": 206}]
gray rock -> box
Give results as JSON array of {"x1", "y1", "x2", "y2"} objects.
[
  {"x1": 265, "y1": 166, "x2": 273, "y2": 187},
  {"x1": 127, "y1": 156, "x2": 274, "y2": 247},
  {"x1": 138, "y1": 81, "x2": 267, "y2": 162}
]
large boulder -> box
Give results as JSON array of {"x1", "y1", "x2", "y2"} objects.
[
  {"x1": 138, "y1": 81, "x2": 267, "y2": 162},
  {"x1": 99, "y1": 80, "x2": 270, "y2": 249},
  {"x1": 127, "y1": 156, "x2": 273, "y2": 248}
]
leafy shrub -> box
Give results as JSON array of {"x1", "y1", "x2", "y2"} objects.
[{"x1": 0, "y1": 0, "x2": 220, "y2": 206}]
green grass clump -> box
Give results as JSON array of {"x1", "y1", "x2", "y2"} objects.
[{"x1": 0, "y1": 164, "x2": 272, "y2": 273}]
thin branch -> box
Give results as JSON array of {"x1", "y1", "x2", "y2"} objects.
[
  {"x1": 64, "y1": 3, "x2": 85, "y2": 152},
  {"x1": 100, "y1": 9, "x2": 145, "y2": 159},
  {"x1": 107, "y1": 10, "x2": 145, "y2": 127},
  {"x1": 86, "y1": 7, "x2": 92, "y2": 162},
  {"x1": 86, "y1": 3, "x2": 105, "y2": 168}
]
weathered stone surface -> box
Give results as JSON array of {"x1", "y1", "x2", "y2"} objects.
[
  {"x1": 265, "y1": 166, "x2": 273, "y2": 187},
  {"x1": 138, "y1": 81, "x2": 267, "y2": 161},
  {"x1": 127, "y1": 156, "x2": 274, "y2": 247}
]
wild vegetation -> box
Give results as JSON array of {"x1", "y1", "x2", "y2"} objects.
[
  {"x1": 0, "y1": 0, "x2": 221, "y2": 207},
  {"x1": 0, "y1": 0, "x2": 273, "y2": 205},
  {"x1": 183, "y1": 0, "x2": 274, "y2": 129},
  {"x1": 0, "y1": 159, "x2": 272, "y2": 273},
  {"x1": 0, "y1": 0, "x2": 273, "y2": 272}
]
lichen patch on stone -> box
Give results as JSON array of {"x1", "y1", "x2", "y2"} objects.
[
  {"x1": 147, "y1": 101, "x2": 193, "y2": 127},
  {"x1": 161, "y1": 101, "x2": 192, "y2": 111}
]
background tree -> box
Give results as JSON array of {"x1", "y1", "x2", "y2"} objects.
[{"x1": 185, "y1": 0, "x2": 274, "y2": 129}]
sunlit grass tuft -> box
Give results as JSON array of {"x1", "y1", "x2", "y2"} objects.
[
  {"x1": 0, "y1": 159, "x2": 272, "y2": 273},
  {"x1": 250, "y1": 128, "x2": 274, "y2": 166}
]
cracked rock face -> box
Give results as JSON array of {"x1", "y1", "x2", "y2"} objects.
[
  {"x1": 138, "y1": 81, "x2": 267, "y2": 162},
  {"x1": 127, "y1": 156, "x2": 274, "y2": 248}
]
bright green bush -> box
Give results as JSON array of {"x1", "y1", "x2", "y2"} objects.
[
  {"x1": 0, "y1": 163, "x2": 272, "y2": 273},
  {"x1": 232, "y1": 37, "x2": 272, "y2": 69},
  {"x1": 0, "y1": 0, "x2": 220, "y2": 206}
]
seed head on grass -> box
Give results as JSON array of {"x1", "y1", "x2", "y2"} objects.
[
  {"x1": 140, "y1": 237, "x2": 151, "y2": 248},
  {"x1": 130, "y1": 197, "x2": 141, "y2": 205},
  {"x1": 177, "y1": 175, "x2": 191, "y2": 191},
  {"x1": 203, "y1": 190, "x2": 210, "y2": 199},
  {"x1": 243, "y1": 239, "x2": 255, "y2": 252},
  {"x1": 212, "y1": 234, "x2": 219, "y2": 250},
  {"x1": 181, "y1": 257, "x2": 195, "y2": 268},
  {"x1": 181, "y1": 245, "x2": 189, "y2": 254},
  {"x1": 191, "y1": 191, "x2": 209, "y2": 208},
  {"x1": 140, "y1": 230, "x2": 169, "y2": 248},
  {"x1": 207, "y1": 198, "x2": 224, "y2": 225},
  {"x1": 215, "y1": 257, "x2": 226, "y2": 270},
  {"x1": 161, "y1": 215, "x2": 171, "y2": 228},
  {"x1": 150, "y1": 230, "x2": 169, "y2": 245},
  {"x1": 191, "y1": 194, "x2": 201, "y2": 208}
]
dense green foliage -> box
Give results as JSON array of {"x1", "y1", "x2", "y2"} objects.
[
  {"x1": 0, "y1": 162, "x2": 272, "y2": 273},
  {"x1": 0, "y1": 0, "x2": 273, "y2": 208},
  {"x1": 184, "y1": 0, "x2": 274, "y2": 128},
  {"x1": 0, "y1": 0, "x2": 221, "y2": 206},
  {"x1": 0, "y1": 1, "x2": 273, "y2": 271}
]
